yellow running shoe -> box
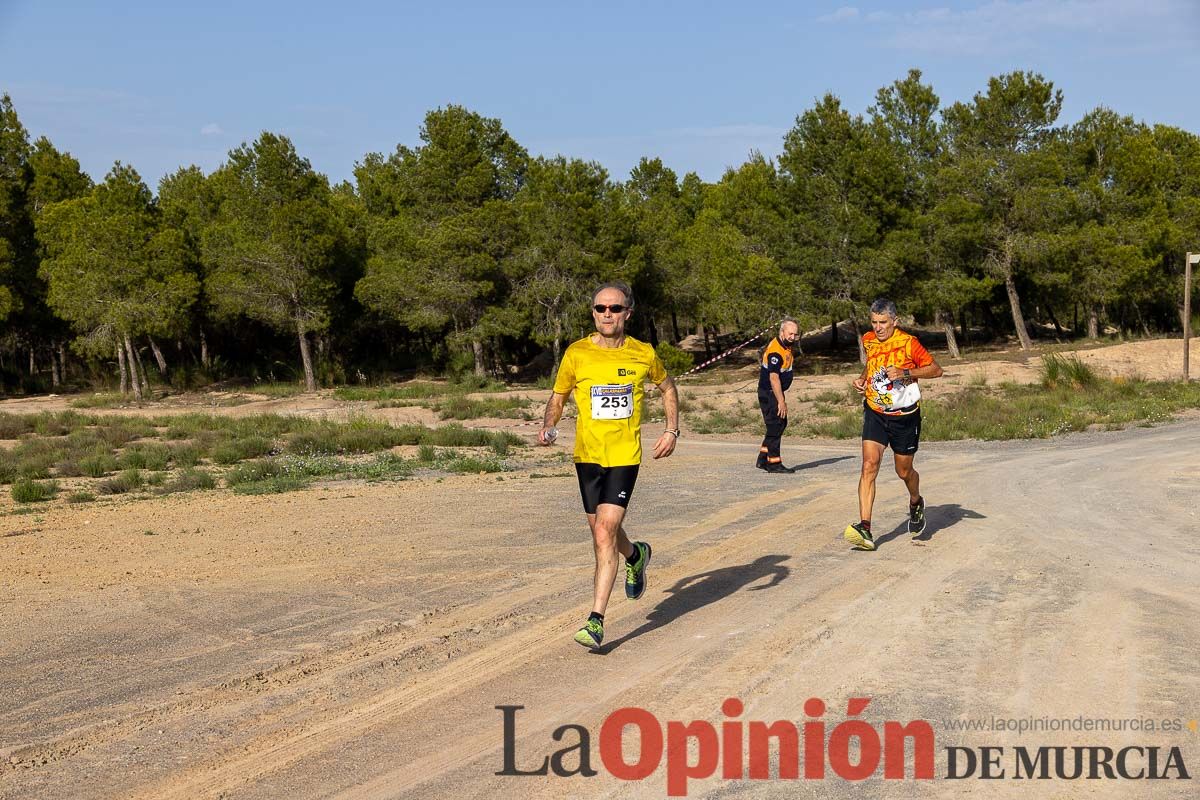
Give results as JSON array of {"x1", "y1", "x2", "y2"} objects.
[{"x1": 843, "y1": 522, "x2": 876, "y2": 551}]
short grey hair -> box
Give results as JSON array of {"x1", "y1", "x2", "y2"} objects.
[
  {"x1": 592, "y1": 281, "x2": 634, "y2": 308},
  {"x1": 869, "y1": 298, "x2": 898, "y2": 318},
  {"x1": 779, "y1": 317, "x2": 798, "y2": 332}
]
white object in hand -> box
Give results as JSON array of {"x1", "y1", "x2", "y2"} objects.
[{"x1": 544, "y1": 427, "x2": 557, "y2": 444}]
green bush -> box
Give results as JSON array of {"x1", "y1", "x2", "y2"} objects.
[
  {"x1": 655, "y1": 342, "x2": 695, "y2": 377},
  {"x1": 1040, "y1": 353, "x2": 1099, "y2": 390},
  {"x1": 212, "y1": 436, "x2": 274, "y2": 465},
  {"x1": 0, "y1": 413, "x2": 36, "y2": 439},
  {"x1": 156, "y1": 468, "x2": 216, "y2": 494},
  {"x1": 225, "y1": 460, "x2": 283, "y2": 485},
  {"x1": 97, "y1": 469, "x2": 143, "y2": 495},
  {"x1": 66, "y1": 491, "x2": 96, "y2": 504},
  {"x1": 170, "y1": 444, "x2": 202, "y2": 467},
  {"x1": 12, "y1": 478, "x2": 58, "y2": 503},
  {"x1": 80, "y1": 452, "x2": 118, "y2": 478}
]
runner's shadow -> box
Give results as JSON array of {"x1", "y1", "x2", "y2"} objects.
[
  {"x1": 596, "y1": 555, "x2": 790, "y2": 654},
  {"x1": 872, "y1": 504, "x2": 987, "y2": 548},
  {"x1": 790, "y1": 456, "x2": 855, "y2": 471}
]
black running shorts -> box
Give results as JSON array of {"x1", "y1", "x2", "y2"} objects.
[
  {"x1": 575, "y1": 463, "x2": 639, "y2": 514},
  {"x1": 862, "y1": 403, "x2": 921, "y2": 455}
]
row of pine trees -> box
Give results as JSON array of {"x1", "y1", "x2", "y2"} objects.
[{"x1": 1, "y1": 69, "x2": 1197, "y2": 395}]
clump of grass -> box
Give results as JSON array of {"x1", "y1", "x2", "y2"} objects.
[
  {"x1": 145, "y1": 471, "x2": 167, "y2": 487},
  {"x1": 1040, "y1": 353, "x2": 1099, "y2": 390},
  {"x1": 97, "y1": 469, "x2": 143, "y2": 495},
  {"x1": 0, "y1": 413, "x2": 37, "y2": 439},
  {"x1": 230, "y1": 475, "x2": 312, "y2": 495},
  {"x1": 169, "y1": 444, "x2": 202, "y2": 467},
  {"x1": 156, "y1": 468, "x2": 216, "y2": 495},
  {"x1": 11, "y1": 478, "x2": 58, "y2": 503},
  {"x1": 417, "y1": 444, "x2": 438, "y2": 462},
  {"x1": 17, "y1": 453, "x2": 57, "y2": 480},
  {"x1": 119, "y1": 443, "x2": 171, "y2": 471},
  {"x1": 225, "y1": 460, "x2": 283, "y2": 485},
  {"x1": 344, "y1": 453, "x2": 413, "y2": 481},
  {"x1": 80, "y1": 452, "x2": 118, "y2": 478},
  {"x1": 69, "y1": 393, "x2": 131, "y2": 409},
  {"x1": 490, "y1": 432, "x2": 523, "y2": 456},
  {"x1": 442, "y1": 455, "x2": 505, "y2": 474},
  {"x1": 334, "y1": 382, "x2": 454, "y2": 402},
  {"x1": 54, "y1": 458, "x2": 84, "y2": 477},
  {"x1": 432, "y1": 395, "x2": 532, "y2": 420},
  {"x1": 245, "y1": 382, "x2": 307, "y2": 398},
  {"x1": 690, "y1": 404, "x2": 760, "y2": 434},
  {"x1": 211, "y1": 436, "x2": 274, "y2": 465},
  {"x1": 66, "y1": 491, "x2": 96, "y2": 504}
]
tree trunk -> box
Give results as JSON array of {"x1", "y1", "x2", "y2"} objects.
[
  {"x1": 1087, "y1": 306, "x2": 1099, "y2": 339},
  {"x1": 149, "y1": 337, "x2": 168, "y2": 375},
  {"x1": 297, "y1": 321, "x2": 317, "y2": 392},
  {"x1": 847, "y1": 309, "x2": 866, "y2": 365},
  {"x1": 1003, "y1": 268, "x2": 1033, "y2": 351},
  {"x1": 51, "y1": 342, "x2": 61, "y2": 387},
  {"x1": 133, "y1": 341, "x2": 150, "y2": 395},
  {"x1": 28, "y1": 346, "x2": 34, "y2": 376},
  {"x1": 123, "y1": 333, "x2": 143, "y2": 402},
  {"x1": 472, "y1": 339, "x2": 486, "y2": 377},
  {"x1": 1046, "y1": 306, "x2": 1063, "y2": 339},
  {"x1": 199, "y1": 327, "x2": 210, "y2": 368},
  {"x1": 937, "y1": 310, "x2": 961, "y2": 359},
  {"x1": 58, "y1": 342, "x2": 68, "y2": 381},
  {"x1": 670, "y1": 310, "x2": 681, "y2": 343},
  {"x1": 117, "y1": 344, "x2": 128, "y2": 394},
  {"x1": 830, "y1": 316, "x2": 840, "y2": 350},
  {"x1": 960, "y1": 309, "x2": 970, "y2": 347},
  {"x1": 646, "y1": 315, "x2": 659, "y2": 348}
]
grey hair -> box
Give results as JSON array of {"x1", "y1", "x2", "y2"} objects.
[
  {"x1": 779, "y1": 317, "x2": 798, "y2": 332},
  {"x1": 592, "y1": 281, "x2": 634, "y2": 308},
  {"x1": 869, "y1": 298, "x2": 898, "y2": 318}
]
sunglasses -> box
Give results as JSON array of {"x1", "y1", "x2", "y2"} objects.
[{"x1": 593, "y1": 304, "x2": 628, "y2": 314}]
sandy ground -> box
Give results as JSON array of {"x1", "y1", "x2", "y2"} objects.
[{"x1": 1, "y1": 338, "x2": 1198, "y2": 799}]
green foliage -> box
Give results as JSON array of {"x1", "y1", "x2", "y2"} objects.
[
  {"x1": 211, "y1": 436, "x2": 274, "y2": 464},
  {"x1": 430, "y1": 395, "x2": 530, "y2": 420},
  {"x1": 1040, "y1": 353, "x2": 1099, "y2": 389},
  {"x1": 12, "y1": 478, "x2": 57, "y2": 503},
  {"x1": 655, "y1": 342, "x2": 694, "y2": 376},
  {"x1": 80, "y1": 452, "x2": 118, "y2": 477},
  {"x1": 156, "y1": 468, "x2": 216, "y2": 494},
  {"x1": 66, "y1": 491, "x2": 97, "y2": 504}
]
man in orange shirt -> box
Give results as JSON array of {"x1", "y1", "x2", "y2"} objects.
[
  {"x1": 757, "y1": 319, "x2": 800, "y2": 473},
  {"x1": 843, "y1": 298, "x2": 943, "y2": 551}
]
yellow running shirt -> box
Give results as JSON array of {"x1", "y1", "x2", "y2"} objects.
[{"x1": 552, "y1": 335, "x2": 668, "y2": 467}]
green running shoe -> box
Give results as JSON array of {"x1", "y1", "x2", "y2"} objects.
[
  {"x1": 574, "y1": 617, "x2": 604, "y2": 649},
  {"x1": 625, "y1": 541, "x2": 652, "y2": 599}
]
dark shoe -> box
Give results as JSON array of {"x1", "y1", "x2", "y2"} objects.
[
  {"x1": 843, "y1": 522, "x2": 876, "y2": 551},
  {"x1": 908, "y1": 497, "x2": 926, "y2": 536},
  {"x1": 625, "y1": 541, "x2": 651, "y2": 599},
  {"x1": 762, "y1": 463, "x2": 795, "y2": 474}
]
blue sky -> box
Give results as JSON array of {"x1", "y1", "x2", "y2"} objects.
[{"x1": 1, "y1": 1, "x2": 1198, "y2": 190}]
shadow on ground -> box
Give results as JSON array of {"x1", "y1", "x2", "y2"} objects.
[
  {"x1": 598, "y1": 555, "x2": 791, "y2": 654},
  {"x1": 871, "y1": 503, "x2": 987, "y2": 549}
]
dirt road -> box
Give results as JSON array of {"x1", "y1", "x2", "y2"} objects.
[{"x1": 2, "y1": 414, "x2": 1197, "y2": 798}]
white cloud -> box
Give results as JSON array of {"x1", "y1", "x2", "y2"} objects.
[
  {"x1": 817, "y1": 6, "x2": 861, "y2": 23},
  {"x1": 200, "y1": 123, "x2": 224, "y2": 136},
  {"x1": 821, "y1": 0, "x2": 1198, "y2": 55}
]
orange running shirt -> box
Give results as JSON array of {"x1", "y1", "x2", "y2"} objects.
[{"x1": 862, "y1": 328, "x2": 933, "y2": 415}]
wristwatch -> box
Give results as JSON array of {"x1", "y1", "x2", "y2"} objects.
[{"x1": 903, "y1": 369, "x2": 911, "y2": 378}]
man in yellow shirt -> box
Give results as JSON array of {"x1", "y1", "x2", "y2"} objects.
[{"x1": 539, "y1": 281, "x2": 680, "y2": 649}]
